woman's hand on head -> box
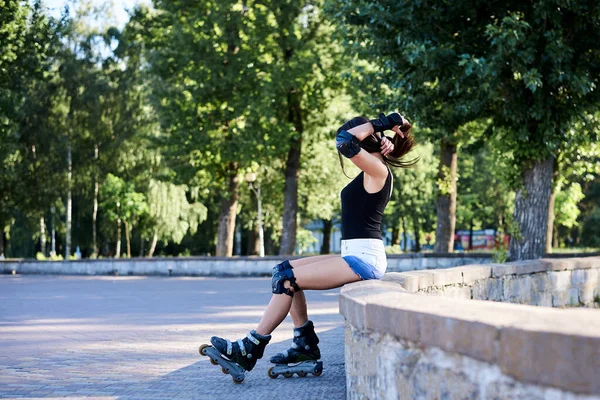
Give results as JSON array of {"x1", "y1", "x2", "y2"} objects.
[
  {"x1": 380, "y1": 136, "x2": 394, "y2": 156},
  {"x1": 392, "y1": 125, "x2": 405, "y2": 138}
]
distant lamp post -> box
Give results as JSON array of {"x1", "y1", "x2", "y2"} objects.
[{"x1": 245, "y1": 172, "x2": 265, "y2": 257}]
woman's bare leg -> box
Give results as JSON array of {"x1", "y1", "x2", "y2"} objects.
[
  {"x1": 290, "y1": 254, "x2": 339, "y2": 267},
  {"x1": 289, "y1": 255, "x2": 337, "y2": 327},
  {"x1": 290, "y1": 291, "x2": 308, "y2": 327},
  {"x1": 255, "y1": 257, "x2": 359, "y2": 335}
]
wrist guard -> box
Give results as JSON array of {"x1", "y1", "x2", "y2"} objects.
[
  {"x1": 370, "y1": 112, "x2": 404, "y2": 133},
  {"x1": 336, "y1": 130, "x2": 361, "y2": 159}
]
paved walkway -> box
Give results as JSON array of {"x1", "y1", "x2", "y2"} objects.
[{"x1": 0, "y1": 275, "x2": 346, "y2": 399}]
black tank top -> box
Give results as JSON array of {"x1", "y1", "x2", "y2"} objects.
[{"x1": 340, "y1": 169, "x2": 392, "y2": 240}]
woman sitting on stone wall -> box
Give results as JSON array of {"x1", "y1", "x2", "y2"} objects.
[{"x1": 200, "y1": 112, "x2": 418, "y2": 383}]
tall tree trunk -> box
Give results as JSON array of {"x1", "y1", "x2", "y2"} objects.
[
  {"x1": 468, "y1": 219, "x2": 474, "y2": 251},
  {"x1": 545, "y1": 188, "x2": 556, "y2": 254},
  {"x1": 116, "y1": 218, "x2": 121, "y2": 259},
  {"x1": 0, "y1": 228, "x2": 4, "y2": 257},
  {"x1": 148, "y1": 228, "x2": 158, "y2": 257},
  {"x1": 40, "y1": 216, "x2": 46, "y2": 256},
  {"x1": 50, "y1": 207, "x2": 56, "y2": 257},
  {"x1": 402, "y1": 217, "x2": 408, "y2": 251},
  {"x1": 216, "y1": 165, "x2": 239, "y2": 257},
  {"x1": 509, "y1": 157, "x2": 554, "y2": 261},
  {"x1": 125, "y1": 221, "x2": 131, "y2": 258},
  {"x1": 65, "y1": 143, "x2": 72, "y2": 258},
  {"x1": 434, "y1": 138, "x2": 457, "y2": 253},
  {"x1": 139, "y1": 236, "x2": 144, "y2": 258},
  {"x1": 391, "y1": 225, "x2": 400, "y2": 247},
  {"x1": 320, "y1": 219, "x2": 332, "y2": 255},
  {"x1": 553, "y1": 226, "x2": 559, "y2": 249},
  {"x1": 280, "y1": 90, "x2": 303, "y2": 255},
  {"x1": 92, "y1": 144, "x2": 99, "y2": 256},
  {"x1": 412, "y1": 215, "x2": 421, "y2": 252},
  {"x1": 545, "y1": 161, "x2": 559, "y2": 254},
  {"x1": 247, "y1": 225, "x2": 260, "y2": 256}
]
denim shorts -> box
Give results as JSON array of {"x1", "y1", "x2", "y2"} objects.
[{"x1": 341, "y1": 238, "x2": 387, "y2": 280}]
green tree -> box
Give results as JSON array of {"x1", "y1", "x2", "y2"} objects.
[
  {"x1": 0, "y1": 0, "x2": 65, "y2": 257},
  {"x1": 265, "y1": 1, "x2": 342, "y2": 255},
  {"x1": 553, "y1": 182, "x2": 585, "y2": 248},
  {"x1": 326, "y1": 0, "x2": 489, "y2": 254},
  {"x1": 138, "y1": 0, "x2": 284, "y2": 256},
  {"x1": 330, "y1": 0, "x2": 600, "y2": 260},
  {"x1": 384, "y1": 140, "x2": 437, "y2": 252},
  {"x1": 100, "y1": 174, "x2": 147, "y2": 258},
  {"x1": 457, "y1": 138, "x2": 515, "y2": 250},
  {"x1": 458, "y1": 2, "x2": 600, "y2": 260},
  {"x1": 143, "y1": 180, "x2": 207, "y2": 257},
  {"x1": 546, "y1": 117, "x2": 600, "y2": 252},
  {"x1": 298, "y1": 93, "x2": 354, "y2": 254}
]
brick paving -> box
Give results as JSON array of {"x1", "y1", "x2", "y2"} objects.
[{"x1": 0, "y1": 275, "x2": 346, "y2": 399}]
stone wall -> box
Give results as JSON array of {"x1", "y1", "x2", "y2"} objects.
[
  {"x1": 0, "y1": 253, "x2": 493, "y2": 277},
  {"x1": 382, "y1": 257, "x2": 600, "y2": 308},
  {"x1": 341, "y1": 257, "x2": 600, "y2": 399},
  {"x1": 3, "y1": 252, "x2": 595, "y2": 278}
]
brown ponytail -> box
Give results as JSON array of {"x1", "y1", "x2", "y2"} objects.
[{"x1": 385, "y1": 119, "x2": 419, "y2": 168}]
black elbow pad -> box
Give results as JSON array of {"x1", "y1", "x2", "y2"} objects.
[{"x1": 336, "y1": 130, "x2": 361, "y2": 159}]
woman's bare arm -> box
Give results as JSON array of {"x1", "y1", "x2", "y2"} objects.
[{"x1": 342, "y1": 122, "x2": 390, "y2": 179}]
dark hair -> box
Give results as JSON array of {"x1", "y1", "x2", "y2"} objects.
[{"x1": 336, "y1": 116, "x2": 418, "y2": 175}]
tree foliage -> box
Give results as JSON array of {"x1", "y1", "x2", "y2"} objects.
[{"x1": 1, "y1": 0, "x2": 598, "y2": 259}]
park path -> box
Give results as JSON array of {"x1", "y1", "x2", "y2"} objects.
[{"x1": 0, "y1": 275, "x2": 346, "y2": 399}]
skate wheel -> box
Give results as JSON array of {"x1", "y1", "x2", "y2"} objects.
[
  {"x1": 221, "y1": 367, "x2": 229, "y2": 375},
  {"x1": 297, "y1": 371, "x2": 307, "y2": 377},
  {"x1": 232, "y1": 376, "x2": 244, "y2": 384},
  {"x1": 267, "y1": 367, "x2": 278, "y2": 379},
  {"x1": 199, "y1": 344, "x2": 210, "y2": 356},
  {"x1": 210, "y1": 358, "x2": 218, "y2": 365},
  {"x1": 312, "y1": 370, "x2": 322, "y2": 377},
  {"x1": 283, "y1": 372, "x2": 293, "y2": 378}
]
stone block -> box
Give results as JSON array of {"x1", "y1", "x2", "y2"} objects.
[
  {"x1": 422, "y1": 287, "x2": 446, "y2": 297},
  {"x1": 377, "y1": 337, "x2": 422, "y2": 400},
  {"x1": 90, "y1": 260, "x2": 114, "y2": 275},
  {"x1": 487, "y1": 278, "x2": 504, "y2": 301},
  {"x1": 531, "y1": 291, "x2": 553, "y2": 307},
  {"x1": 458, "y1": 264, "x2": 492, "y2": 284},
  {"x1": 409, "y1": 351, "x2": 480, "y2": 400},
  {"x1": 472, "y1": 278, "x2": 504, "y2": 301},
  {"x1": 537, "y1": 258, "x2": 576, "y2": 271},
  {"x1": 548, "y1": 270, "x2": 571, "y2": 293},
  {"x1": 579, "y1": 285, "x2": 596, "y2": 306},
  {"x1": 492, "y1": 260, "x2": 549, "y2": 277},
  {"x1": 423, "y1": 257, "x2": 440, "y2": 269},
  {"x1": 552, "y1": 292, "x2": 568, "y2": 308},
  {"x1": 484, "y1": 379, "x2": 546, "y2": 400},
  {"x1": 365, "y1": 297, "x2": 421, "y2": 343},
  {"x1": 571, "y1": 269, "x2": 589, "y2": 288},
  {"x1": 471, "y1": 279, "x2": 488, "y2": 300},
  {"x1": 402, "y1": 271, "x2": 435, "y2": 290},
  {"x1": 418, "y1": 315, "x2": 499, "y2": 364},
  {"x1": 340, "y1": 281, "x2": 404, "y2": 331},
  {"x1": 381, "y1": 272, "x2": 419, "y2": 292},
  {"x1": 440, "y1": 285, "x2": 472, "y2": 300},
  {"x1": 502, "y1": 275, "x2": 534, "y2": 304},
  {"x1": 568, "y1": 288, "x2": 580, "y2": 307},
  {"x1": 531, "y1": 272, "x2": 552, "y2": 292},
  {"x1": 498, "y1": 323, "x2": 600, "y2": 396},
  {"x1": 430, "y1": 268, "x2": 464, "y2": 287},
  {"x1": 569, "y1": 257, "x2": 594, "y2": 270}
]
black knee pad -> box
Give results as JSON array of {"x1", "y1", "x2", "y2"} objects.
[{"x1": 271, "y1": 260, "x2": 301, "y2": 297}]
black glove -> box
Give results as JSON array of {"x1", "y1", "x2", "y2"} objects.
[{"x1": 370, "y1": 112, "x2": 404, "y2": 133}]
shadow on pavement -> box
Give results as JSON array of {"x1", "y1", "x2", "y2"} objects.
[{"x1": 115, "y1": 326, "x2": 347, "y2": 400}]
